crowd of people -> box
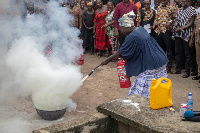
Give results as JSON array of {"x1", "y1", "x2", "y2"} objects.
[{"x1": 2, "y1": 0, "x2": 200, "y2": 90}]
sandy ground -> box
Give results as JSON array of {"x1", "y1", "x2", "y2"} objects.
[{"x1": 0, "y1": 53, "x2": 200, "y2": 132}]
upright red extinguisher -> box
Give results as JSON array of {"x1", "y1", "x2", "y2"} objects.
[
  {"x1": 77, "y1": 44, "x2": 84, "y2": 65},
  {"x1": 117, "y1": 59, "x2": 131, "y2": 88},
  {"x1": 46, "y1": 45, "x2": 52, "y2": 57}
]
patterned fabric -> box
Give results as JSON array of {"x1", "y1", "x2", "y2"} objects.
[
  {"x1": 106, "y1": 10, "x2": 115, "y2": 37},
  {"x1": 154, "y1": 4, "x2": 176, "y2": 35},
  {"x1": 105, "y1": 10, "x2": 119, "y2": 53},
  {"x1": 118, "y1": 11, "x2": 136, "y2": 27},
  {"x1": 174, "y1": 6, "x2": 197, "y2": 42},
  {"x1": 137, "y1": 8, "x2": 155, "y2": 27},
  {"x1": 94, "y1": 10, "x2": 110, "y2": 50},
  {"x1": 128, "y1": 64, "x2": 168, "y2": 98},
  {"x1": 137, "y1": 8, "x2": 154, "y2": 23}
]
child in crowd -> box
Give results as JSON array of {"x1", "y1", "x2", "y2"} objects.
[{"x1": 82, "y1": 2, "x2": 95, "y2": 54}]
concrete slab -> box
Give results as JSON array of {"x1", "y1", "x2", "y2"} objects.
[{"x1": 97, "y1": 95, "x2": 200, "y2": 133}]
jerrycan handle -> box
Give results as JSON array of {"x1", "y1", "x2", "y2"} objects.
[{"x1": 160, "y1": 78, "x2": 172, "y2": 100}]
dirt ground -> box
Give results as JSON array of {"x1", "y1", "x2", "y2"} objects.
[{"x1": 1, "y1": 53, "x2": 200, "y2": 132}]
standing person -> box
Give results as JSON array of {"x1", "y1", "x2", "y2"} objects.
[
  {"x1": 130, "y1": 0, "x2": 144, "y2": 11},
  {"x1": 67, "y1": 0, "x2": 79, "y2": 28},
  {"x1": 93, "y1": 0, "x2": 110, "y2": 57},
  {"x1": 114, "y1": 0, "x2": 137, "y2": 47},
  {"x1": 153, "y1": 0, "x2": 176, "y2": 74},
  {"x1": 82, "y1": 2, "x2": 95, "y2": 54},
  {"x1": 137, "y1": 0, "x2": 156, "y2": 37},
  {"x1": 190, "y1": 13, "x2": 200, "y2": 87},
  {"x1": 101, "y1": 11, "x2": 168, "y2": 98},
  {"x1": 173, "y1": 0, "x2": 197, "y2": 78},
  {"x1": 102, "y1": 0, "x2": 119, "y2": 55},
  {"x1": 151, "y1": 0, "x2": 159, "y2": 13},
  {"x1": 79, "y1": 0, "x2": 87, "y2": 30},
  {"x1": 26, "y1": 2, "x2": 35, "y2": 20}
]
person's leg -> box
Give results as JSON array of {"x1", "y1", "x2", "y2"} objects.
[
  {"x1": 174, "y1": 37, "x2": 185, "y2": 73},
  {"x1": 83, "y1": 28, "x2": 89, "y2": 53},
  {"x1": 183, "y1": 39, "x2": 192, "y2": 77},
  {"x1": 89, "y1": 30, "x2": 94, "y2": 54},
  {"x1": 162, "y1": 31, "x2": 173, "y2": 73},
  {"x1": 190, "y1": 42, "x2": 197, "y2": 76},
  {"x1": 155, "y1": 33, "x2": 166, "y2": 51}
]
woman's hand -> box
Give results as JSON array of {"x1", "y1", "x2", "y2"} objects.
[{"x1": 102, "y1": 24, "x2": 108, "y2": 29}]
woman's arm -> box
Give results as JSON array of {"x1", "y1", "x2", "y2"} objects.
[
  {"x1": 93, "y1": 22, "x2": 96, "y2": 34},
  {"x1": 189, "y1": 26, "x2": 195, "y2": 47},
  {"x1": 101, "y1": 51, "x2": 121, "y2": 65},
  {"x1": 102, "y1": 21, "x2": 114, "y2": 29}
]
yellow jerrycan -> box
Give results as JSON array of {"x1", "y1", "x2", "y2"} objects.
[{"x1": 150, "y1": 78, "x2": 173, "y2": 110}]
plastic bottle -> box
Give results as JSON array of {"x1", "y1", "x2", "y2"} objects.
[{"x1": 187, "y1": 93, "x2": 193, "y2": 111}]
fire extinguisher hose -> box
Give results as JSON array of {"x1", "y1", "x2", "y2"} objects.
[{"x1": 82, "y1": 64, "x2": 102, "y2": 82}]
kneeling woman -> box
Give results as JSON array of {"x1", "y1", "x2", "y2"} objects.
[{"x1": 101, "y1": 11, "x2": 168, "y2": 98}]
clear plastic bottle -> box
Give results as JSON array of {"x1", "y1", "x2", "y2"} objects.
[{"x1": 187, "y1": 93, "x2": 193, "y2": 111}]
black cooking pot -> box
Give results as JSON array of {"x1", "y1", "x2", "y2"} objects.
[{"x1": 35, "y1": 108, "x2": 66, "y2": 121}]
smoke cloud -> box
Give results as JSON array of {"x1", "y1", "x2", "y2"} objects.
[{"x1": 0, "y1": 0, "x2": 82, "y2": 112}]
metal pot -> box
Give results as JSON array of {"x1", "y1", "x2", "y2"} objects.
[{"x1": 35, "y1": 108, "x2": 66, "y2": 121}]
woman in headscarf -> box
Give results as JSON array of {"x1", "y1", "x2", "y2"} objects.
[{"x1": 101, "y1": 11, "x2": 168, "y2": 98}]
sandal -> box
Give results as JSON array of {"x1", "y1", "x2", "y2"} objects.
[{"x1": 182, "y1": 74, "x2": 190, "y2": 78}]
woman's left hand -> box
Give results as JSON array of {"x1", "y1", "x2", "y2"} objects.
[{"x1": 102, "y1": 24, "x2": 108, "y2": 29}]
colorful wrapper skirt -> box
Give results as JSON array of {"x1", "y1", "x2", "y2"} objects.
[{"x1": 128, "y1": 64, "x2": 168, "y2": 98}]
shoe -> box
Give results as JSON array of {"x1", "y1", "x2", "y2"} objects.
[
  {"x1": 191, "y1": 71, "x2": 198, "y2": 76},
  {"x1": 182, "y1": 74, "x2": 190, "y2": 78},
  {"x1": 173, "y1": 71, "x2": 181, "y2": 74},
  {"x1": 192, "y1": 76, "x2": 200, "y2": 80},
  {"x1": 166, "y1": 67, "x2": 173, "y2": 74}
]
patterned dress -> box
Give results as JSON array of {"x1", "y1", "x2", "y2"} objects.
[
  {"x1": 94, "y1": 10, "x2": 110, "y2": 50},
  {"x1": 105, "y1": 10, "x2": 119, "y2": 53}
]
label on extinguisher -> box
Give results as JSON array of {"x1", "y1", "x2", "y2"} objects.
[
  {"x1": 117, "y1": 66, "x2": 128, "y2": 82},
  {"x1": 120, "y1": 76, "x2": 125, "y2": 81}
]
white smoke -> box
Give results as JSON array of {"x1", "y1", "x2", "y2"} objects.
[{"x1": 0, "y1": 0, "x2": 83, "y2": 111}]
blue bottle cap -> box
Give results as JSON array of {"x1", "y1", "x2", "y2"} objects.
[{"x1": 188, "y1": 93, "x2": 192, "y2": 96}]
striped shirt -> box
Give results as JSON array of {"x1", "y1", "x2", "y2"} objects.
[{"x1": 175, "y1": 6, "x2": 197, "y2": 42}]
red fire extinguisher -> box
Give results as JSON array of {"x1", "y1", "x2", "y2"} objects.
[
  {"x1": 46, "y1": 45, "x2": 52, "y2": 57},
  {"x1": 117, "y1": 59, "x2": 131, "y2": 88},
  {"x1": 77, "y1": 44, "x2": 84, "y2": 65}
]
